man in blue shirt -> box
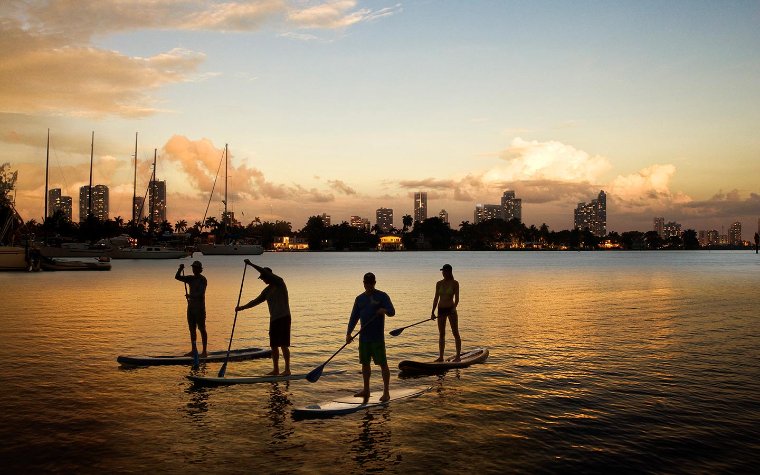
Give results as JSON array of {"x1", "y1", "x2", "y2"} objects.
[{"x1": 346, "y1": 272, "x2": 395, "y2": 401}]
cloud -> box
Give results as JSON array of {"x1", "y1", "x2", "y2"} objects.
[
  {"x1": 607, "y1": 164, "x2": 691, "y2": 211},
  {"x1": 327, "y1": 179, "x2": 356, "y2": 195},
  {"x1": 682, "y1": 190, "x2": 760, "y2": 219},
  {"x1": 287, "y1": 1, "x2": 402, "y2": 29}
]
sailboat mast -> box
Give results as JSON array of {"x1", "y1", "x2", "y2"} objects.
[
  {"x1": 224, "y1": 143, "x2": 228, "y2": 222},
  {"x1": 87, "y1": 131, "x2": 94, "y2": 218},
  {"x1": 44, "y1": 128, "x2": 50, "y2": 221},
  {"x1": 132, "y1": 132, "x2": 138, "y2": 223},
  {"x1": 150, "y1": 148, "x2": 157, "y2": 225}
]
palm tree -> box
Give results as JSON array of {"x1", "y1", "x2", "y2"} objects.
[
  {"x1": 402, "y1": 214, "x2": 413, "y2": 233},
  {"x1": 175, "y1": 219, "x2": 187, "y2": 233}
]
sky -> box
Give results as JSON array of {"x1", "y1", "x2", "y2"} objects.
[{"x1": 1, "y1": 0, "x2": 759, "y2": 235}]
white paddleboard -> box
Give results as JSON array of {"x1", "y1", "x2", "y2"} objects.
[
  {"x1": 187, "y1": 370, "x2": 346, "y2": 386},
  {"x1": 293, "y1": 386, "x2": 430, "y2": 417}
]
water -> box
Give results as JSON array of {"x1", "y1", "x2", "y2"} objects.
[{"x1": 1, "y1": 251, "x2": 758, "y2": 473}]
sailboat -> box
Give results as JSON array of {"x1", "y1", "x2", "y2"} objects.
[{"x1": 198, "y1": 144, "x2": 264, "y2": 256}]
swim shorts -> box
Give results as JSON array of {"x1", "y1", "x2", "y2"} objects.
[{"x1": 358, "y1": 340, "x2": 387, "y2": 365}]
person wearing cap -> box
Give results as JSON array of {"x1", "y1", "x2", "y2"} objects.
[
  {"x1": 235, "y1": 259, "x2": 292, "y2": 376},
  {"x1": 346, "y1": 272, "x2": 395, "y2": 401},
  {"x1": 431, "y1": 263, "x2": 461, "y2": 362},
  {"x1": 175, "y1": 260, "x2": 208, "y2": 357}
]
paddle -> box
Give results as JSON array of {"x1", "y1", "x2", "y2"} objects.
[
  {"x1": 218, "y1": 262, "x2": 248, "y2": 377},
  {"x1": 181, "y1": 268, "x2": 200, "y2": 368},
  {"x1": 389, "y1": 317, "x2": 434, "y2": 337},
  {"x1": 306, "y1": 314, "x2": 378, "y2": 383}
]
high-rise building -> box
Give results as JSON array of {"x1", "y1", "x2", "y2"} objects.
[
  {"x1": 438, "y1": 209, "x2": 449, "y2": 225},
  {"x1": 573, "y1": 190, "x2": 606, "y2": 237},
  {"x1": 79, "y1": 184, "x2": 109, "y2": 221},
  {"x1": 663, "y1": 221, "x2": 681, "y2": 239},
  {"x1": 148, "y1": 180, "x2": 166, "y2": 224},
  {"x1": 133, "y1": 196, "x2": 145, "y2": 222},
  {"x1": 375, "y1": 208, "x2": 393, "y2": 232},
  {"x1": 414, "y1": 192, "x2": 427, "y2": 223},
  {"x1": 59, "y1": 196, "x2": 73, "y2": 222},
  {"x1": 349, "y1": 215, "x2": 370, "y2": 232},
  {"x1": 501, "y1": 190, "x2": 522, "y2": 222},
  {"x1": 48, "y1": 188, "x2": 61, "y2": 218},
  {"x1": 654, "y1": 217, "x2": 665, "y2": 237},
  {"x1": 474, "y1": 204, "x2": 502, "y2": 224},
  {"x1": 728, "y1": 222, "x2": 742, "y2": 245},
  {"x1": 319, "y1": 213, "x2": 331, "y2": 226}
]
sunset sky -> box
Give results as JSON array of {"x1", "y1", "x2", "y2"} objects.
[{"x1": 2, "y1": 1, "x2": 758, "y2": 234}]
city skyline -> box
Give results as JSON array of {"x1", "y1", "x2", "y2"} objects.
[{"x1": 1, "y1": 1, "x2": 758, "y2": 232}]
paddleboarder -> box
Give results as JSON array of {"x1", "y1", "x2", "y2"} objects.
[
  {"x1": 431, "y1": 263, "x2": 461, "y2": 362},
  {"x1": 175, "y1": 260, "x2": 208, "y2": 357},
  {"x1": 235, "y1": 260, "x2": 292, "y2": 376},
  {"x1": 346, "y1": 272, "x2": 396, "y2": 402}
]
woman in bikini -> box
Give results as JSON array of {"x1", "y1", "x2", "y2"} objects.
[{"x1": 431, "y1": 263, "x2": 461, "y2": 362}]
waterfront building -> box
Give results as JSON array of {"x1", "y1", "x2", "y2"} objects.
[
  {"x1": 378, "y1": 235, "x2": 403, "y2": 251},
  {"x1": 663, "y1": 221, "x2": 681, "y2": 239},
  {"x1": 501, "y1": 190, "x2": 522, "y2": 222},
  {"x1": 133, "y1": 196, "x2": 145, "y2": 222},
  {"x1": 79, "y1": 184, "x2": 109, "y2": 221},
  {"x1": 148, "y1": 180, "x2": 166, "y2": 224},
  {"x1": 654, "y1": 217, "x2": 665, "y2": 237},
  {"x1": 699, "y1": 229, "x2": 720, "y2": 247},
  {"x1": 414, "y1": 192, "x2": 427, "y2": 223},
  {"x1": 573, "y1": 190, "x2": 606, "y2": 237},
  {"x1": 438, "y1": 209, "x2": 449, "y2": 225},
  {"x1": 728, "y1": 222, "x2": 742, "y2": 246},
  {"x1": 474, "y1": 204, "x2": 502, "y2": 224},
  {"x1": 349, "y1": 215, "x2": 370, "y2": 232},
  {"x1": 59, "y1": 196, "x2": 73, "y2": 222},
  {"x1": 48, "y1": 188, "x2": 61, "y2": 218},
  {"x1": 376, "y1": 208, "x2": 393, "y2": 232}
]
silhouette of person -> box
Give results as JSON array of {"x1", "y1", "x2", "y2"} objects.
[
  {"x1": 346, "y1": 272, "x2": 395, "y2": 401},
  {"x1": 431, "y1": 263, "x2": 461, "y2": 362},
  {"x1": 175, "y1": 260, "x2": 208, "y2": 357},
  {"x1": 754, "y1": 232, "x2": 759, "y2": 254},
  {"x1": 236, "y1": 260, "x2": 291, "y2": 376}
]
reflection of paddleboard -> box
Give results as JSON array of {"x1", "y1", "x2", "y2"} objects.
[
  {"x1": 117, "y1": 347, "x2": 272, "y2": 366},
  {"x1": 187, "y1": 370, "x2": 346, "y2": 386},
  {"x1": 398, "y1": 348, "x2": 489, "y2": 374},
  {"x1": 293, "y1": 386, "x2": 430, "y2": 418}
]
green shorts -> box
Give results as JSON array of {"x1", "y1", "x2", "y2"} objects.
[{"x1": 358, "y1": 341, "x2": 387, "y2": 365}]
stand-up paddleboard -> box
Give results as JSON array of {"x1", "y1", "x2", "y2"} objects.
[
  {"x1": 293, "y1": 386, "x2": 430, "y2": 418},
  {"x1": 187, "y1": 369, "x2": 347, "y2": 386},
  {"x1": 398, "y1": 347, "x2": 489, "y2": 374},
  {"x1": 117, "y1": 347, "x2": 272, "y2": 366}
]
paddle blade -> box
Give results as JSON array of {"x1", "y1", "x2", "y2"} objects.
[
  {"x1": 306, "y1": 364, "x2": 325, "y2": 383},
  {"x1": 389, "y1": 328, "x2": 403, "y2": 337},
  {"x1": 217, "y1": 361, "x2": 228, "y2": 378}
]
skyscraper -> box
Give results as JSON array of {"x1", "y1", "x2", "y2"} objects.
[
  {"x1": 375, "y1": 208, "x2": 393, "y2": 232},
  {"x1": 48, "y1": 188, "x2": 61, "y2": 218},
  {"x1": 414, "y1": 192, "x2": 427, "y2": 223},
  {"x1": 438, "y1": 209, "x2": 449, "y2": 225},
  {"x1": 319, "y1": 213, "x2": 331, "y2": 226},
  {"x1": 148, "y1": 180, "x2": 166, "y2": 224},
  {"x1": 654, "y1": 217, "x2": 665, "y2": 237},
  {"x1": 474, "y1": 204, "x2": 502, "y2": 224},
  {"x1": 501, "y1": 190, "x2": 522, "y2": 222},
  {"x1": 573, "y1": 190, "x2": 606, "y2": 237},
  {"x1": 349, "y1": 215, "x2": 370, "y2": 231},
  {"x1": 728, "y1": 222, "x2": 742, "y2": 246},
  {"x1": 59, "y1": 196, "x2": 73, "y2": 222},
  {"x1": 79, "y1": 184, "x2": 109, "y2": 221},
  {"x1": 133, "y1": 196, "x2": 145, "y2": 222}
]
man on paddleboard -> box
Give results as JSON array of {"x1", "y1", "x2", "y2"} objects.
[
  {"x1": 346, "y1": 272, "x2": 395, "y2": 402},
  {"x1": 431, "y1": 263, "x2": 461, "y2": 362},
  {"x1": 175, "y1": 260, "x2": 208, "y2": 357},
  {"x1": 235, "y1": 260, "x2": 292, "y2": 376}
]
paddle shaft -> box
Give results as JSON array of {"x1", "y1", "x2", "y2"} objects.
[
  {"x1": 219, "y1": 262, "x2": 248, "y2": 376},
  {"x1": 390, "y1": 317, "x2": 433, "y2": 336}
]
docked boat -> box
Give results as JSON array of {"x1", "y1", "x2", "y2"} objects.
[
  {"x1": 0, "y1": 246, "x2": 34, "y2": 271},
  {"x1": 41, "y1": 256, "x2": 111, "y2": 271},
  {"x1": 110, "y1": 245, "x2": 189, "y2": 259},
  {"x1": 38, "y1": 241, "x2": 113, "y2": 258},
  {"x1": 198, "y1": 242, "x2": 264, "y2": 255}
]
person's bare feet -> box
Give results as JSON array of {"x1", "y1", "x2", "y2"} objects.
[
  {"x1": 354, "y1": 389, "x2": 369, "y2": 399},
  {"x1": 266, "y1": 370, "x2": 279, "y2": 376},
  {"x1": 281, "y1": 370, "x2": 291, "y2": 376},
  {"x1": 434, "y1": 357, "x2": 443, "y2": 362},
  {"x1": 200, "y1": 351, "x2": 208, "y2": 358},
  {"x1": 184, "y1": 351, "x2": 195, "y2": 357},
  {"x1": 379, "y1": 392, "x2": 390, "y2": 402},
  {"x1": 452, "y1": 355, "x2": 461, "y2": 362}
]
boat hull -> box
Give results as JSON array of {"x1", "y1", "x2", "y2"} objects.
[
  {"x1": 0, "y1": 246, "x2": 30, "y2": 271},
  {"x1": 198, "y1": 243, "x2": 264, "y2": 255},
  {"x1": 110, "y1": 246, "x2": 189, "y2": 259}
]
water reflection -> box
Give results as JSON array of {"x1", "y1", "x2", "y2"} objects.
[
  {"x1": 182, "y1": 375, "x2": 210, "y2": 422},
  {"x1": 349, "y1": 410, "x2": 395, "y2": 471},
  {"x1": 266, "y1": 382, "x2": 294, "y2": 448}
]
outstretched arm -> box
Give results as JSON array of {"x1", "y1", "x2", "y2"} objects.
[{"x1": 235, "y1": 288, "x2": 268, "y2": 312}]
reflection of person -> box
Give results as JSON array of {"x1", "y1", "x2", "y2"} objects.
[
  {"x1": 431, "y1": 264, "x2": 461, "y2": 362},
  {"x1": 236, "y1": 260, "x2": 291, "y2": 376},
  {"x1": 175, "y1": 260, "x2": 208, "y2": 357},
  {"x1": 346, "y1": 272, "x2": 395, "y2": 402},
  {"x1": 755, "y1": 232, "x2": 759, "y2": 254}
]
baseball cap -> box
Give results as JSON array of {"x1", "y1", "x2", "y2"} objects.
[{"x1": 440, "y1": 264, "x2": 452, "y2": 271}]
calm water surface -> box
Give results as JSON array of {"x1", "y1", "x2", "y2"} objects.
[{"x1": 1, "y1": 251, "x2": 758, "y2": 473}]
